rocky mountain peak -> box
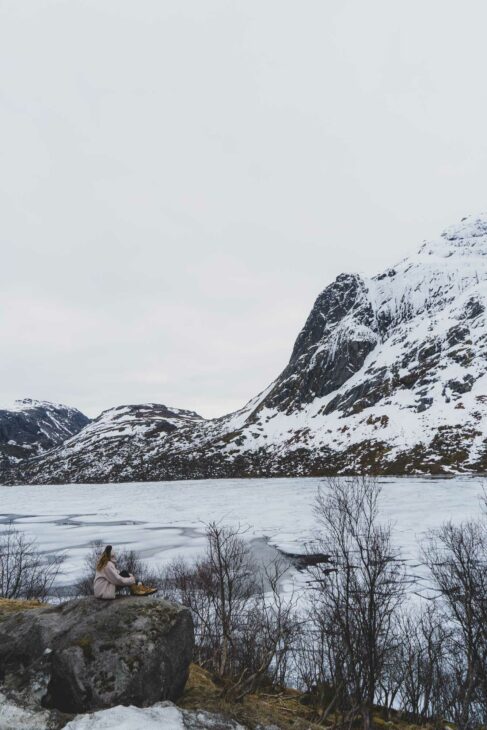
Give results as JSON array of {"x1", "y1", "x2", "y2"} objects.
[
  {"x1": 441, "y1": 213, "x2": 487, "y2": 245},
  {"x1": 0, "y1": 399, "x2": 89, "y2": 466},
  {"x1": 262, "y1": 271, "x2": 378, "y2": 413},
  {"x1": 413, "y1": 214, "x2": 487, "y2": 264},
  {"x1": 255, "y1": 212, "x2": 487, "y2": 419},
  {"x1": 289, "y1": 272, "x2": 372, "y2": 364}
]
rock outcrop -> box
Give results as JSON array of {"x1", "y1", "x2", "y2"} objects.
[{"x1": 0, "y1": 596, "x2": 194, "y2": 715}]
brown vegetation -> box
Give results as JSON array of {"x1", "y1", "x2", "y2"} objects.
[
  {"x1": 0, "y1": 597, "x2": 44, "y2": 617},
  {"x1": 179, "y1": 664, "x2": 437, "y2": 730}
]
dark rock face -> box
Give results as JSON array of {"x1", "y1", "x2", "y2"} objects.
[
  {"x1": 261, "y1": 274, "x2": 378, "y2": 413},
  {"x1": 464, "y1": 297, "x2": 485, "y2": 320},
  {"x1": 0, "y1": 596, "x2": 194, "y2": 714},
  {"x1": 0, "y1": 399, "x2": 89, "y2": 465},
  {"x1": 289, "y1": 274, "x2": 373, "y2": 363},
  {"x1": 447, "y1": 375, "x2": 475, "y2": 394}
]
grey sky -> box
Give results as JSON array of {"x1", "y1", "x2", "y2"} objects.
[{"x1": 2, "y1": 0, "x2": 487, "y2": 419}]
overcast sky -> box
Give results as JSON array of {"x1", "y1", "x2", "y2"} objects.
[{"x1": 1, "y1": 0, "x2": 487, "y2": 419}]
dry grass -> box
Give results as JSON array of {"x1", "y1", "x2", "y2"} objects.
[
  {"x1": 0, "y1": 597, "x2": 44, "y2": 616},
  {"x1": 179, "y1": 665, "x2": 438, "y2": 730},
  {"x1": 180, "y1": 664, "x2": 335, "y2": 729}
]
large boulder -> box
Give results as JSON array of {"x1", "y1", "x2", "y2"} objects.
[{"x1": 0, "y1": 596, "x2": 194, "y2": 714}]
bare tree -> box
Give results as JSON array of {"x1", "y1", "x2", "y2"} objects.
[
  {"x1": 161, "y1": 521, "x2": 299, "y2": 698},
  {"x1": 304, "y1": 477, "x2": 408, "y2": 730},
  {"x1": 293, "y1": 585, "x2": 349, "y2": 722},
  {"x1": 387, "y1": 603, "x2": 451, "y2": 725},
  {"x1": 204, "y1": 522, "x2": 256, "y2": 678},
  {"x1": 162, "y1": 522, "x2": 258, "y2": 678},
  {"x1": 228, "y1": 558, "x2": 299, "y2": 700},
  {"x1": 0, "y1": 524, "x2": 63, "y2": 600},
  {"x1": 422, "y1": 520, "x2": 487, "y2": 729}
]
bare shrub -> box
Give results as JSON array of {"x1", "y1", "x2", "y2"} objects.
[
  {"x1": 161, "y1": 521, "x2": 298, "y2": 698},
  {"x1": 0, "y1": 524, "x2": 63, "y2": 600}
]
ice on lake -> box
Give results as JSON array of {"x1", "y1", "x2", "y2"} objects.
[{"x1": 0, "y1": 476, "x2": 484, "y2": 591}]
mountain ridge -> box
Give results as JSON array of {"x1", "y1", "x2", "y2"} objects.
[{"x1": 4, "y1": 213, "x2": 487, "y2": 483}]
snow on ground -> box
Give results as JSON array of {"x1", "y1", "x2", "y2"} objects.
[
  {"x1": 63, "y1": 703, "x2": 245, "y2": 729},
  {"x1": 64, "y1": 703, "x2": 185, "y2": 730},
  {"x1": 0, "y1": 692, "x2": 51, "y2": 730},
  {"x1": 0, "y1": 477, "x2": 484, "y2": 595},
  {"x1": 0, "y1": 700, "x2": 246, "y2": 730}
]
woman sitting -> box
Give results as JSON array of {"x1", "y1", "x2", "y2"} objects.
[{"x1": 94, "y1": 544, "x2": 158, "y2": 599}]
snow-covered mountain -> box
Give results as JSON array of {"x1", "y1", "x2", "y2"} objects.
[
  {"x1": 4, "y1": 213, "x2": 487, "y2": 484},
  {"x1": 0, "y1": 399, "x2": 89, "y2": 466},
  {"x1": 2, "y1": 403, "x2": 203, "y2": 483}
]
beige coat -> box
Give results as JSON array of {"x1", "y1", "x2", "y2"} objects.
[{"x1": 93, "y1": 559, "x2": 135, "y2": 599}]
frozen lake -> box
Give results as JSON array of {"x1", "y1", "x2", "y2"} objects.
[{"x1": 0, "y1": 476, "x2": 485, "y2": 590}]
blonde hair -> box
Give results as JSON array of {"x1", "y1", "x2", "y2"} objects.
[{"x1": 96, "y1": 545, "x2": 112, "y2": 571}]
